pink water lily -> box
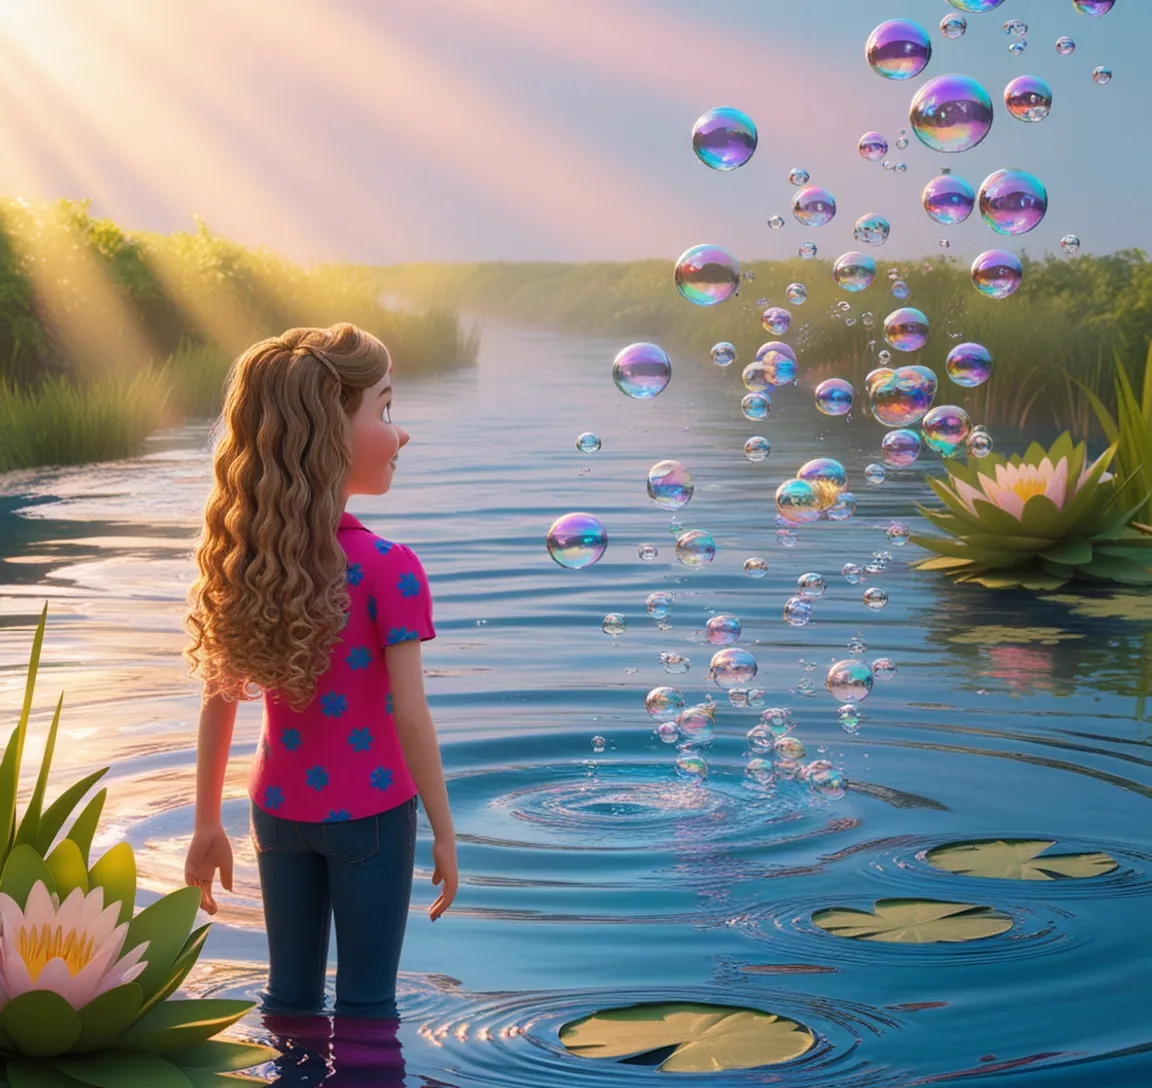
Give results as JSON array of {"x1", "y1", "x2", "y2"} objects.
[
  {"x1": 952, "y1": 452, "x2": 1112, "y2": 521},
  {"x1": 0, "y1": 880, "x2": 149, "y2": 1011}
]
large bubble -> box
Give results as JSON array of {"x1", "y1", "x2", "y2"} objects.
[
  {"x1": 922, "y1": 405, "x2": 973, "y2": 457},
  {"x1": 945, "y1": 0, "x2": 1007, "y2": 9},
  {"x1": 674, "y1": 244, "x2": 740, "y2": 306},
  {"x1": 613, "y1": 342, "x2": 671, "y2": 399},
  {"x1": 946, "y1": 342, "x2": 994, "y2": 387},
  {"x1": 761, "y1": 307, "x2": 791, "y2": 335},
  {"x1": 709, "y1": 647, "x2": 758, "y2": 688},
  {"x1": 1073, "y1": 0, "x2": 1114, "y2": 14},
  {"x1": 853, "y1": 214, "x2": 891, "y2": 246},
  {"x1": 1005, "y1": 75, "x2": 1052, "y2": 122},
  {"x1": 646, "y1": 686, "x2": 685, "y2": 719},
  {"x1": 797, "y1": 457, "x2": 848, "y2": 509},
  {"x1": 858, "y1": 132, "x2": 889, "y2": 160},
  {"x1": 833, "y1": 251, "x2": 877, "y2": 292},
  {"x1": 748, "y1": 342, "x2": 798, "y2": 387},
  {"x1": 775, "y1": 479, "x2": 824, "y2": 524},
  {"x1": 979, "y1": 169, "x2": 1048, "y2": 235},
  {"x1": 881, "y1": 428, "x2": 923, "y2": 465},
  {"x1": 910, "y1": 74, "x2": 994, "y2": 153},
  {"x1": 546, "y1": 512, "x2": 608, "y2": 569},
  {"x1": 815, "y1": 378, "x2": 855, "y2": 417},
  {"x1": 647, "y1": 459, "x2": 694, "y2": 509},
  {"x1": 922, "y1": 174, "x2": 976, "y2": 225},
  {"x1": 826, "y1": 659, "x2": 874, "y2": 704},
  {"x1": 868, "y1": 365, "x2": 939, "y2": 426},
  {"x1": 675, "y1": 529, "x2": 716, "y2": 567},
  {"x1": 792, "y1": 186, "x2": 837, "y2": 228},
  {"x1": 866, "y1": 19, "x2": 932, "y2": 80},
  {"x1": 883, "y1": 307, "x2": 930, "y2": 352},
  {"x1": 691, "y1": 106, "x2": 757, "y2": 170},
  {"x1": 971, "y1": 249, "x2": 1023, "y2": 299}
]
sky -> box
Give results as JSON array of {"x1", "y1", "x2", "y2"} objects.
[{"x1": 0, "y1": 0, "x2": 1144, "y2": 265}]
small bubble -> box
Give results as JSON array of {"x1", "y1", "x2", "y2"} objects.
[
  {"x1": 895, "y1": 162, "x2": 907, "y2": 174},
  {"x1": 783, "y1": 596, "x2": 812, "y2": 627},
  {"x1": 1055, "y1": 36, "x2": 1075, "y2": 56},
  {"x1": 886, "y1": 521, "x2": 911, "y2": 546},
  {"x1": 767, "y1": 215, "x2": 786, "y2": 229},
  {"x1": 842, "y1": 563, "x2": 862, "y2": 585},
  {"x1": 576, "y1": 431, "x2": 601, "y2": 453},
  {"x1": 743, "y1": 556, "x2": 768, "y2": 578},
  {"x1": 799, "y1": 241, "x2": 818, "y2": 259},
  {"x1": 777, "y1": 528, "x2": 798, "y2": 548},
  {"x1": 711, "y1": 341, "x2": 736, "y2": 367},
  {"x1": 638, "y1": 543, "x2": 659, "y2": 562},
  {"x1": 940, "y1": 13, "x2": 966, "y2": 39},
  {"x1": 785, "y1": 282, "x2": 808, "y2": 304},
  {"x1": 895, "y1": 136, "x2": 909, "y2": 150},
  {"x1": 744, "y1": 436, "x2": 772, "y2": 462},
  {"x1": 1061, "y1": 234, "x2": 1081, "y2": 255},
  {"x1": 788, "y1": 167, "x2": 810, "y2": 186},
  {"x1": 602, "y1": 613, "x2": 626, "y2": 636},
  {"x1": 1092, "y1": 66, "x2": 1112, "y2": 85},
  {"x1": 864, "y1": 463, "x2": 887, "y2": 485},
  {"x1": 1008, "y1": 39, "x2": 1027, "y2": 56},
  {"x1": 863, "y1": 587, "x2": 889, "y2": 610}
]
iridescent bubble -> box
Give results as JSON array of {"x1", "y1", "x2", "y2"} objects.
[
  {"x1": 833, "y1": 251, "x2": 878, "y2": 292},
  {"x1": 761, "y1": 707, "x2": 795, "y2": 736},
  {"x1": 744, "y1": 436, "x2": 771, "y2": 461},
  {"x1": 638, "y1": 542, "x2": 658, "y2": 562},
  {"x1": 910, "y1": 74, "x2": 995, "y2": 153},
  {"x1": 891, "y1": 280, "x2": 910, "y2": 300},
  {"x1": 848, "y1": 634, "x2": 868, "y2": 654},
  {"x1": 744, "y1": 557, "x2": 768, "y2": 578},
  {"x1": 854, "y1": 213, "x2": 891, "y2": 246},
  {"x1": 655, "y1": 721, "x2": 679, "y2": 743},
  {"x1": 968, "y1": 430, "x2": 995, "y2": 457},
  {"x1": 777, "y1": 529, "x2": 798, "y2": 548},
  {"x1": 946, "y1": 342, "x2": 993, "y2": 387},
  {"x1": 1005, "y1": 75, "x2": 1052, "y2": 122},
  {"x1": 941, "y1": 14, "x2": 967, "y2": 38},
  {"x1": 866, "y1": 19, "x2": 932, "y2": 81},
  {"x1": 872, "y1": 657, "x2": 898, "y2": 680},
  {"x1": 591, "y1": 735, "x2": 606, "y2": 753},
  {"x1": 842, "y1": 563, "x2": 862, "y2": 584},
  {"x1": 677, "y1": 704, "x2": 715, "y2": 745},
  {"x1": 612, "y1": 342, "x2": 671, "y2": 399},
  {"x1": 887, "y1": 521, "x2": 911, "y2": 545},
  {"x1": 711, "y1": 341, "x2": 736, "y2": 367},
  {"x1": 922, "y1": 404, "x2": 973, "y2": 457},
  {"x1": 1055, "y1": 36, "x2": 1076, "y2": 55},
  {"x1": 788, "y1": 167, "x2": 810, "y2": 186},
  {"x1": 709, "y1": 647, "x2": 758, "y2": 688},
  {"x1": 922, "y1": 174, "x2": 976, "y2": 225},
  {"x1": 647, "y1": 460, "x2": 694, "y2": 509},
  {"x1": 800, "y1": 759, "x2": 834, "y2": 783},
  {"x1": 646, "y1": 685, "x2": 684, "y2": 719},
  {"x1": 753, "y1": 341, "x2": 798, "y2": 386},
  {"x1": 971, "y1": 249, "x2": 1023, "y2": 299},
  {"x1": 775, "y1": 736, "x2": 806, "y2": 761},
  {"x1": 838, "y1": 704, "x2": 862, "y2": 733},
  {"x1": 675, "y1": 529, "x2": 716, "y2": 567},
  {"x1": 747, "y1": 724, "x2": 775, "y2": 753},
  {"x1": 883, "y1": 307, "x2": 930, "y2": 352},
  {"x1": 783, "y1": 597, "x2": 812, "y2": 627},
  {"x1": 863, "y1": 587, "x2": 889, "y2": 610},
  {"x1": 815, "y1": 378, "x2": 855, "y2": 417},
  {"x1": 810, "y1": 768, "x2": 847, "y2": 799},
  {"x1": 1092, "y1": 66, "x2": 1112, "y2": 85},
  {"x1": 792, "y1": 186, "x2": 837, "y2": 228},
  {"x1": 662, "y1": 651, "x2": 690, "y2": 674},
  {"x1": 945, "y1": 0, "x2": 1007, "y2": 11},
  {"x1": 826, "y1": 659, "x2": 874, "y2": 703},
  {"x1": 797, "y1": 457, "x2": 848, "y2": 509},
  {"x1": 576, "y1": 431, "x2": 601, "y2": 453},
  {"x1": 825, "y1": 492, "x2": 857, "y2": 521},
  {"x1": 1061, "y1": 234, "x2": 1081, "y2": 255},
  {"x1": 546, "y1": 512, "x2": 607, "y2": 569},
  {"x1": 691, "y1": 106, "x2": 757, "y2": 170},
  {"x1": 646, "y1": 591, "x2": 672, "y2": 619},
  {"x1": 895, "y1": 136, "x2": 909, "y2": 150},
  {"x1": 858, "y1": 132, "x2": 889, "y2": 161},
  {"x1": 785, "y1": 282, "x2": 808, "y2": 304},
  {"x1": 798, "y1": 572, "x2": 827, "y2": 599},
  {"x1": 767, "y1": 215, "x2": 785, "y2": 230},
  {"x1": 1003, "y1": 18, "x2": 1026, "y2": 34},
  {"x1": 741, "y1": 392, "x2": 772, "y2": 421},
  {"x1": 674, "y1": 753, "x2": 707, "y2": 782},
  {"x1": 602, "y1": 613, "x2": 626, "y2": 636},
  {"x1": 979, "y1": 169, "x2": 1047, "y2": 234},
  {"x1": 706, "y1": 614, "x2": 742, "y2": 645},
  {"x1": 881, "y1": 428, "x2": 923, "y2": 465},
  {"x1": 776, "y1": 479, "x2": 823, "y2": 524},
  {"x1": 744, "y1": 757, "x2": 774, "y2": 785},
  {"x1": 674, "y1": 244, "x2": 740, "y2": 306},
  {"x1": 1074, "y1": 0, "x2": 1114, "y2": 14},
  {"x1": 1008, "y1": 39, "x2": 1027, "y2": 56},
  {"x1": 869, "y1": 364, "x2": 938, "y2": 425},
  {"x1": 799, "y1": 241, "x2": 818, "y2": 259},
  {"x1": 865, "y1": 463, "x2": 888, "y2": 485},
  {"x1": 761, "y1": 306, "x2": 792, "y2": 335}
]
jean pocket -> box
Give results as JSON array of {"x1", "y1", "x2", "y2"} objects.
[
  {"x1": 321, "y1": 813, "x2": 380, "y2": 864},
  {"x1": 250, "y1": 802, "x2": 278, "y2": 854}
]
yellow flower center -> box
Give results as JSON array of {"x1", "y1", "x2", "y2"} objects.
[
  {"x1": 17, "y1": 923, "x2": 97, "y2": 980},
  {"x1": 1009, "y1": 474, "x2": 1049, "y2": 504}
]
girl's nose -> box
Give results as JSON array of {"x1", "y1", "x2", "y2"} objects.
[{"x1": 399, "y1": 429, "x2": 411, "y2": 448}]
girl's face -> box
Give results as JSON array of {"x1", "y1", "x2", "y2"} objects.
[{"x1": 343, "y1": 370, "x2": 409, "y2": 502}]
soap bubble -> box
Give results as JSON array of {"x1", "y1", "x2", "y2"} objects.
[
  {"x1": 945, "y1": 0, "x2": 1007, "y2": 11},
  {"x1": 1061, "y1": 234, "x2": 1081, "y2": 255},
  {"x1": 869, "y1": 364, "x2": 939, "y2": 425},
  {"x1": 744, "y1": 557, "x2": 768, "y2": 578},
  {"x1": 741, "y1": 392, "x2": 772, "y2": 421},
  {"x1": 761, "y1": 708, "x2": 795, "y2": 736},
  {"x1": 833, "y1": 251, "x2": 878, "y2": 292},
  {"x1": 863, "y1": 587, "x2": 889, "y2": 610},
  {"x1": 797, "y1": 457, "x2": 848, "y2": 508},
  {"x1": 858, "y1": 131, "x2": 889, "y2": 160},
  {"x1": 799, "y1": 241, "x2": 818, "y2": 259},
  {"x1": 744, "y1": 436, "x2": 771, "y2": 461},
  {"x1": 838, "y1": 704, "x2": 862, "y2": 733},
  {"x1": 776, "y1": 479, "x2": 823, "y2": 524},
  {"x1": 866, "y1": 19, "x2": 932, "y2": 80},
  {"x1": 979, "y1": 168, "x2": 1048, "y2": 234},
  {"x1": 801, "y1": 759, "x2": 834, "y2": 783},
  {"x1": 744, "y1": 758, "x2": 774, "y2": 785},
  {"x1": 971, "y1": 249, "x2": 1024, "y2": 299},
  {"x1": 785, "y1": 282, "x2": 808, "y2": 304},
  {"x1": 646, "y1": 685, "x2": 685, "y2": 719},
  {"x1": 1003, "y1": 18, "x2": 1026, "y2": 34},
  {"x1": 767, "y1": 215, "x2": 785, "y2": 229},
  {"x1": 753, "y1": 341, "x2": 798, "y2": 386},
  {"x1": 1092, "y1": 66, "x2": 1112, "y2": 85},
  {"x1": 674, "y1": 244, "x2": 740, "y2": 306},
  {"x1": 895, "y1": 162, "x2": 908, "y2": 174},
  {"x1": 775, "y1": 736, "x2": 806, "y2": 761},
  {"x1": 783, "y1": 596, "x2": 813, "y2": 627},
  {"x1": 810, "y1": 768, "x2": 847, "y2": 800},
  {"x1": 862, "y1": 312, "x2": 876, "y2": 327},
  {"x1": 872, "y1": 657, "x2": 898, "y2": 680},
  {"x1": 887, "y1": 521, "x2": 911, "y2": 545},
  {"x1": 638, "y1": 543, "x2": 659, "y2": 562},
  {"x1": 825, "y1": 492, "x2": 857, "y2": 521},
  {"x1": 1056, "y1": 36, "x2": 1075, "y2": 55},
  {"x1": 747, "y1": 725, "x2": 775, "y2": 754},
  {"x1": 826, "y1": 659, "x2": 874, "y2": 703},
  {"x1": 602, "y1": 613, "x2": 626, "y2": 636},
  {"x1": 661, "y1": 653, "x2": 689, "y2": 674},
  {"x1": 891, "y1": 280, "x2": 910, "y2": 300},
  {"x1": 711, "y1": 342, "x2": 736, "y2": 367},
  {"x1": 884, "y1": 307, "x2": 930, "y2": 352},
  {"x1": 922, "y1": 404, "x2": 973, "y2": 457},
  {"x1": 1005, "y1": 75, "x2": 1052, "y2": 122},
  {"x1": 881, "y1": 428, "x2": 923, "y2": 466},
  {"x1": 842, "y1": 563, "x2": 862, "y2": 584},
  {"x1": 896, "y1": 135, "x2": 910, "y2": 150},
  {"x1": 675, "y1": 529, "x2": 716, "y2": 567},
  {"x1": 674, "y1": 705, "x2": 713, "y2": 746},
  {"x1": 647, "y1": 460, "x2": 694, "y2": 510},
  {"x1": 674, "y1": 753, "x2": 707, "y2": 782},
  {"x1": 546, "y1": 513, "x2": 608, "y2": 568},
  {"x1": 646, "y1": 591, "x2": 672, "y2": 619},
  {"x1": 788, "y1": 167, "x2": 810, "y2": 186},
  {"x1": 922, "y1": 174, "x2": 976, "y2": 225},
  {"x1": 1008, "y1": 39, "x2": 1027, "y2": 56},
  {"x1": 815, "y1": 378, "x2": 855, "y2": 417},
  {"x1": 792, "y1": 186, "x2": 837, "y2": 228},
  {"x1": 691, "y1": 106, "x2": 757, "y2": 170},
  {"x1": 968, "y1": 430, "x2": 995, "y2": 457},
  {"x1": 946, "y1": 342, "x2": 993, "y2": 387},
  {"x1": 910, "y1": 74, "x2": 994, "y2": 153},
  {"x1": 761, "y1": 306, "x2": 792, "y2": 335},
  {"x1": 706, "y1": 614, "x2": 742, "y2": 645},
  {"x1": 1074, "y1": 0, "x2": 1114, "y2": 14},
  {"x1": 576, "y1": 431, "x2": 601, "y2": 453},
  {"x1": 798, "y1": 572, "x2": 828, "y2": 599},
  {"x1": 656, "y1": 721, "x2": 679, "y2": 743},
  {"x1": 777, "y1": 529, "x2": 798, "y2": 547},
  {"x1": 941, "y1": 14, "x2": 967, "y2": 38},
  {"x1": 612, "y1": 342, "x2": 671, "y2": 399},
  {"x1": 709, "y1": 647, "x2": 758, "y2": 687},
  {"x1": 854, "y1": 213, "x2": 891, "y2": 246},
  {"x1": 865, "y1": 463, "x2": 887, "y2": 485}
]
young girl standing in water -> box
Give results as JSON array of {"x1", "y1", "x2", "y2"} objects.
[{"x1": 182, "y1": 322, "x2": 457, "y2": 1023}]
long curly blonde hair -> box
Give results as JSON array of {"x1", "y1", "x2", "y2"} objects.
[{"x1": 182, "y1": 321, "x2": 392, "y2": 713}]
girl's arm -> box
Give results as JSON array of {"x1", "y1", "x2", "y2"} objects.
[{"x1": 194, "y1": 692, "x2": 238, "y2": 830}]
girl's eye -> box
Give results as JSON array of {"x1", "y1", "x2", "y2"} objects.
[{"x1": 382, "y1": 403, "x2": 392, "y2": 423}]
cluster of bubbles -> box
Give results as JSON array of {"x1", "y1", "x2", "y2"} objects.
[{"x1": 775, "y1": 457, "x2": 851, "y2": 526}]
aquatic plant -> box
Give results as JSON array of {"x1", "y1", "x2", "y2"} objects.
[
  {"x1": 0, "y1": 602, "x2": 276, "y2": 1085},
  {"x1": 908, "y1": 431, "x2": 1152, "y2": 590}
]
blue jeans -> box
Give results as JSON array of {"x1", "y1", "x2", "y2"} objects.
[{"x1": 249, "y1": 795, "x2": 418, "y2": 1018}]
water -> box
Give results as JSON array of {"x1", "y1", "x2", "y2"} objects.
[{"x1": 1, "y1": 321, "x2": 1150, "y2": 1085}]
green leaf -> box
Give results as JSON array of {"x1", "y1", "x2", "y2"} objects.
[
  {"x1": 169, "y1": 1040, "x2": 280, "y2": 1073},
  {"x1": 64, "y1": 789, "x2": 107, "y2": 870},
  {"x1": 87, "y1": 842, "x2": 136, "y2": 927},
  {"x1": 0, "y1": 845, "x2": 57, "y2": 909},
  {"x1": 0, "y1": 990, "x2": 82, "y2": 1057},
  {"x1": 52, "y1": 1052, "x2": 192, "y2": 1088},
  {"x1": 1038, "y1": 539, "x2": 1094, "y2": 566},
  {"x1": 45, "y1": 838, "x2": 89, "y2": 901},
  {"x1": 123, "y1": 887, "x2": 203, "y2": 1006},
  {"x1": 181, "y1": 1072, "x2": 269, "y2": 1087},
  {"x1": 921, "y1": 478, "x2": 985, "y2": 527},
  {"x1": 909, "y1": 555, "x2": 975, "y2": 571},
  {"x1": 7, "y1": 1059, "x2": 92, "y2": 1087},
  {"x1": 73, "y1": 984, "x2": 144, "y2": 1055},
  {"x1": 926, "y1": 839, "x2": 1119, "y2": 880},
  {"x1": 1081, "y1": 554, "x2": 1152, "y2": 583},
  {"x1": 960, "y1": 533, "x2": 1061, "y2": 553},
  {"x1": 12, "y1": 698, "x2": 64, "y2": 851},
  {"x1": 812, "y1": 899, "x2": 1013, "y2": 943},
  {"x1": 1018, "y1": 494, "x2": 1072, "y2": 539},
  {"x1": 559, "y1": 1002, "x2": 815, "y2": 1073},
  {"x1": 116, "y1": 1000, "x2": 254, "y2": 1056},
  {"x1": 969, "y1": 498, "x2": 1030, "y2": 537},
  {"x1": 138, "y1": 925, "x2": 211, "y2": 1020},
  {"x1": 917, "y1": 508, "x2": 972, "y2": 537},
  {"x1": 35, "y1": 769, "x2": 110, "y2": 859}
]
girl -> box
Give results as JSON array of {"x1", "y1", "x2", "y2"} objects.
[{"x1": 182, "y1": 322, "x2": 457, "y2": 1022}]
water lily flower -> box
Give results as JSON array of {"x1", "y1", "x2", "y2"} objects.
[
  {"x1": 0, "y1": 880, "x2": 149, "y2": 1011},
  {"x1": 951, "y1": 452, "x2": 1112, "y2": 521}
]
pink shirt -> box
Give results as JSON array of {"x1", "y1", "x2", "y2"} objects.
[{"x1": 247, "y1": 511, "x2": 435, "y2": 823}]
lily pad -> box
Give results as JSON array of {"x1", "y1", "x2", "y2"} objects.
[
  {"x1": 812, "y1": 899, "x2": 1012, "y2": 943},
  {"x1": 0, "y1": 989, "x2": 81, "y2": 1057},
  {"x1": 558, "y1": 1001, "x2": 815, "y2": 1072},
  {"x1": 926, "y1": 839, "x2": 1118, "y2": 880},
  {"x1": 52, "y1": 1051, "x2": 193, "y2": 1088}
]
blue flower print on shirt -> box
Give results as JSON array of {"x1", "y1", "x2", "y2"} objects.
[
  {"x1": 346, "y1": 562, "x2": 365, "y2": 587},
  {"x1": 262, "y1": 737, "x2": 272, "y2": 761},
  {"x1": 346, "y1": 646, "x2": 371, "y2": 671},
  {"x1": 264, "y1": 785, "x2": 284, "y2": 810},
  {"x1": 397, "y1": 571, "x2": 421, "y2": 598},
  {"x1": 386, "y1": 692, "x2": 393, "y2": 715},
  {"x1": 374, "y1": 539, "x2": 394, "y2": 557},
  {"x1": 370, "y1": 767, "x2": 393, "y2": 791},
  {"x1": 306, "y1": 765, "x2": 329, "y2": 791},
  {"x1": 320, "y1": 691, "x2": 348, "y2": 718},
  {"x1": 281, "y1": 727, "x2": 302, "y2": 752},
  {"x1": 386, "y1": 626, "x2": 420, "y2": 645},
  {"x1": 327, "y1": 809, "x2": 352, "y2": 821},
  {"x1": 349, "y1": 727, "x2": 373, "y2": 752},
  {"x1": 367, "y1": 595, "x2": 378, "y2": 623}
]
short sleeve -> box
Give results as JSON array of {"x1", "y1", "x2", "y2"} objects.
[{"x1": 371, "y1": 541, "x2": 436, "y2": 648}]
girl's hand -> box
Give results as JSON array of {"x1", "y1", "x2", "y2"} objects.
[
  {"x1": 429, "y1": 834, "x2": 458, "y2": 922},
  {"x1": 185, "y1": 824, "x2": 234, "y2": 915}
]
